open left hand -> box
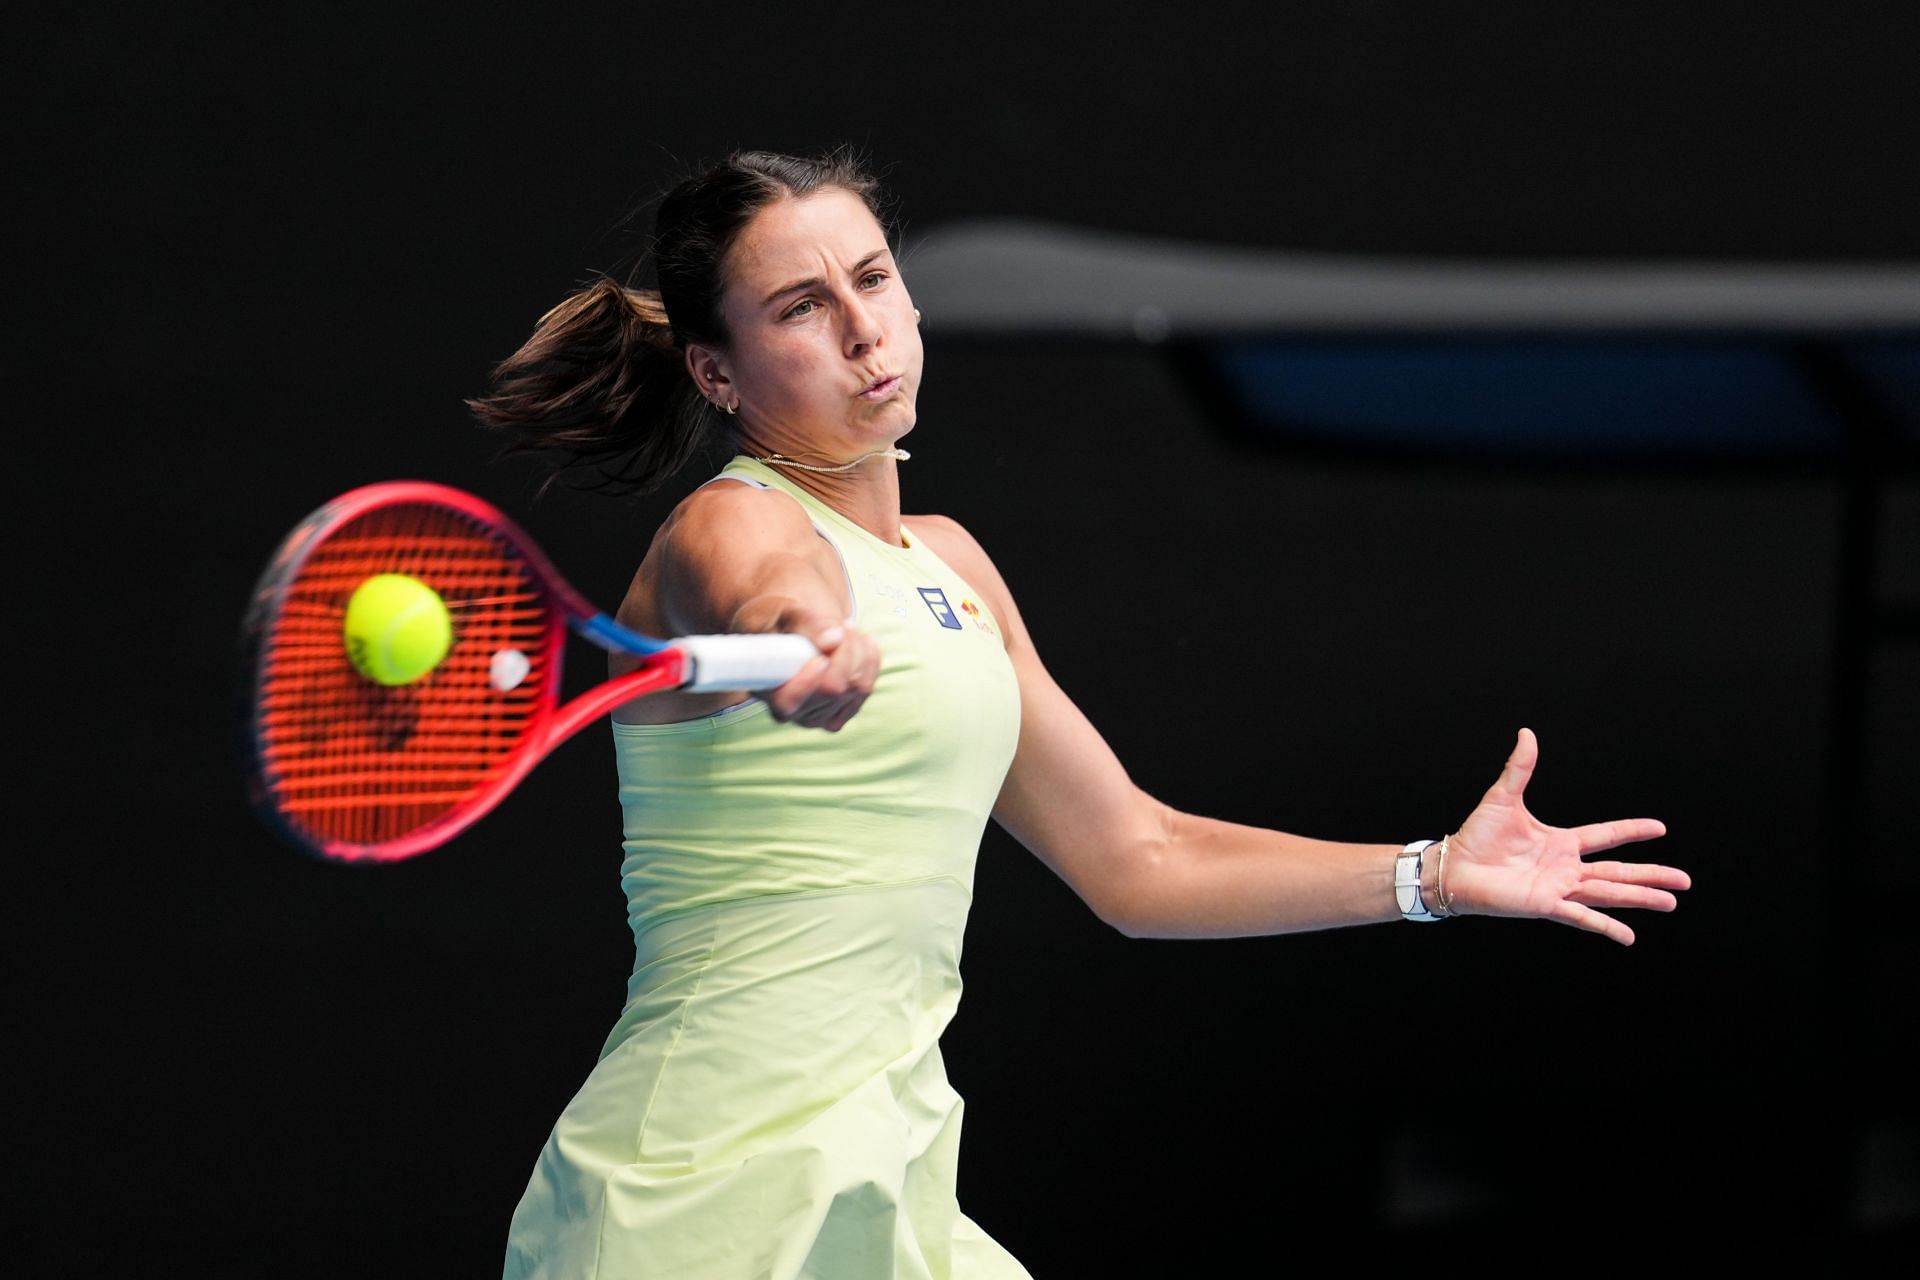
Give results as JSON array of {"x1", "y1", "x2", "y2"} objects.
[{"x1": 1444, "y1": 728, "x2": 1688, "y2": 946}]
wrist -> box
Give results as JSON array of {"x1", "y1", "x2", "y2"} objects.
[{"x1": 1395, "y1": 838, "x2": 1449, "y2": 922}]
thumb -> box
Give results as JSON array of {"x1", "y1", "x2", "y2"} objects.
[{"x1": 1486, "y1": 727, "x2": 1538, "y2": 801}]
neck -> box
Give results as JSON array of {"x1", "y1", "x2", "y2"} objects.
[{"x1": 739, "y1": 438, "x2": 906, "y2": 546}]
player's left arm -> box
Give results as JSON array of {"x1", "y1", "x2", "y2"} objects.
[{"x1": 908, "y1": 516, "x2": 1686, "y2": 944}]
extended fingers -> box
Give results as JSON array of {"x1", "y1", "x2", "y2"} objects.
[
  {"x1": 1580, "y1": 857, "x2": 1690, "y2": 892},
  {"x1": 1568, "y1": 879, "x2": 1680, "y2": 913},
  {"x1": 1553, "y1": 901, "x2": 1637, "y2": 947},
  {"x1": 1573, "y1": 817, "x2": 1669, "y2": 855}
]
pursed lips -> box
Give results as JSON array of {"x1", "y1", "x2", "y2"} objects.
[{"x1": 858, "y1": 374, "x2": 901, "y2": 400}]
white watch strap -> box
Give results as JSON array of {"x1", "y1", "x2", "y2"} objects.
[{"x1": 1396, "y1": 839, "x2": 1442, "y2": 922}]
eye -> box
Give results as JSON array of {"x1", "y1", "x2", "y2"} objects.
[
  {"x1": 859, "y1": 270, "x2": 888, "y2": 289},
  {"x1": 782, "y1": 298, "x2": 818, "y2": 320}
]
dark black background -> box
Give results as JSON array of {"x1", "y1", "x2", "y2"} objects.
[{"x1": 18, "y1": 2, "x2": 1920, "y2": 1272}]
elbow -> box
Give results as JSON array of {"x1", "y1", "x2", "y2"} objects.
[
  {"x1": 1082, "y1": 817, "x2": 1178, "y2": 940},
  {"x1": 1094, "y1": 881, "x2": 1177, "y2": 940},
  {"x1": 1092, "y1": 894, "x2": 1151, "y2": 939}
]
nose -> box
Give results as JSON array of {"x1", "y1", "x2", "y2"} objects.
[{"x1": 842, "y1": 292, "x2": 882, "y2": 358}]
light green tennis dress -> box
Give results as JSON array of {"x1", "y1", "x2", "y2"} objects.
[{"x1": 503, "y1": 456, "x2": 1031, "y2": 1279}]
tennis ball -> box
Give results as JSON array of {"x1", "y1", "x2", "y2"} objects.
[{"x1": 344, "y1": 573, "x2": 453, "y2": 685}]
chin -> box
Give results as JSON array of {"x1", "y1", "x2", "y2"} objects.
[{"x1": 870, "y1": 399, "x2": 916, "y2": 440}]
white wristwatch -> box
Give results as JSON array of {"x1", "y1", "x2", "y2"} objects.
[{"x1": 1396, "y1": 839, "x2": 1444, "y2": 922}]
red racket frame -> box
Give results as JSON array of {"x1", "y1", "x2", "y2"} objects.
[{"x1": 241, "y1": 481, "x2": 694, "y2": 864}]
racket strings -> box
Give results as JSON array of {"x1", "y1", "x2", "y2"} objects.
[{"x1": 254, "y1": 502, "x2": 555, "y2": 857}]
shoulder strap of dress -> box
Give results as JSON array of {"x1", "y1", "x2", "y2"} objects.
[{"x1": 694, "y1": 473, "x2": 772, "y2": 491}]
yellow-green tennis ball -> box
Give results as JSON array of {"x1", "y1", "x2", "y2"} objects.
[{"x1": 344, "y1": 573, "x2": 453, "y2": 686}]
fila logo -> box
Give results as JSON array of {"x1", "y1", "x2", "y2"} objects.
[{"x1": 918, "y1": 587, "x2": 963, "y2": 630}]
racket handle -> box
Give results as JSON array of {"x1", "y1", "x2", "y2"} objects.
[{"x1": 676, "y1": 633, "x2": 821, "y2": 692}]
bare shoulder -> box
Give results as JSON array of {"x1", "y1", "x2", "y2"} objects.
[
  {"x1": 622, "y1": 478, "x2": 812, "y2": 613},
  {"x1": 619, "y1": 477, "x2": 836, "y2": 638},
  {"x1": 664, "y1": 476, "x2": 816, "y2": 551}
]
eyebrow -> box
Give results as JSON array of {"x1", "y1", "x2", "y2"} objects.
[{"x1": 762, "y1": 249, "x2": 891, "y2": 307}]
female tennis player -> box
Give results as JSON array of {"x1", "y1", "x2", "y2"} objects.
[{"x1": 469, "y1": 148, "x2": 1688, "y2": 1279}]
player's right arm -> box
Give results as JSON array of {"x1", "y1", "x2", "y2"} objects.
[{"x1": 612, "y1": 480, "x2": 879, "y2": 729}]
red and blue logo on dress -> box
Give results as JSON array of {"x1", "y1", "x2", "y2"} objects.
[{"x1": 958, "y1": 598, "x2": 996, "y2": 636}]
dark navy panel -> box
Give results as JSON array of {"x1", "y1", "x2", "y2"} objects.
[{"x1": 1206, "y1": 340, "x2": 1879, "y2": 456}]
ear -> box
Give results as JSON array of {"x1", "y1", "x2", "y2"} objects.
[{"x1": 683, "y1": 342, "x2": 733, "y2": 410}]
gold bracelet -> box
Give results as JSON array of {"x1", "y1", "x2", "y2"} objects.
[{"x1": 1434, "y1": 833, "x2": 1455, "y2": 917}]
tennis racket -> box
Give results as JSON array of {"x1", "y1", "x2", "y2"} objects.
[{"x1": 240, "y1": 480, "x2": 816, "y2": 864}]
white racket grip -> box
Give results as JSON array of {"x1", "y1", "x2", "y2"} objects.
[{"x1": 676, "y1": 633, "x2": 821, "y2": 692}]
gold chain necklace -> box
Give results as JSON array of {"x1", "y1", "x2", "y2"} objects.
[{"x1": 751, "y1": 447, "x2": 911, "y2": 474}]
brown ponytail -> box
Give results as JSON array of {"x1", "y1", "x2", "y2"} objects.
[
  {"x1": 466, "y1": 278, "x2": 714, "y2": 495},
  {"x1": 468, "y1": 146, "x2": 888, "y2": 495}
]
